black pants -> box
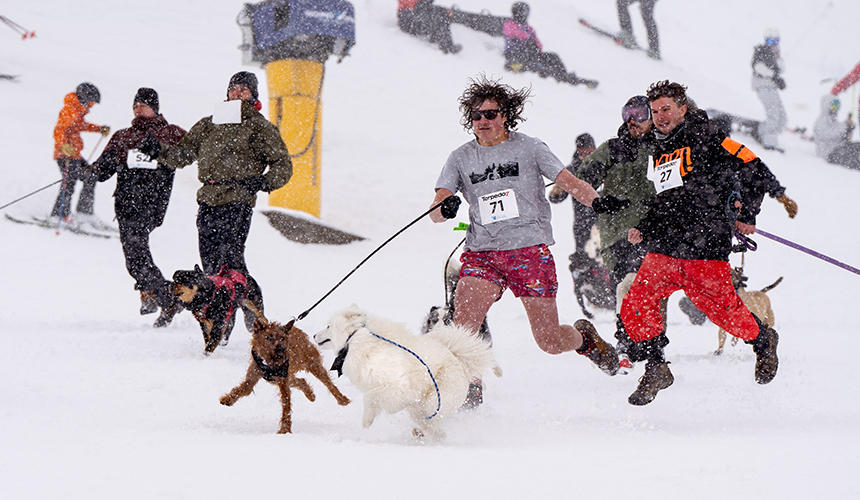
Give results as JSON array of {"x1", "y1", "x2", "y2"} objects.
[
  {"x1": 828, "y1": 142, "x2": 860, "y2": 170},
  {"x1": 197, "y1": 202, "x2": 263, "y2": 315},
  {"x1": 398, "y1": 6, "x2": 456, "y2": 52},
  {"x1": 51, "y1": 158, "x2": 95, "y2": 217},
  {"x1": 617, "y1": 0, "x2": 660, "y2": 54},
  {"x1": 119, "y1": 219, "x2": 165, "y2": 294},
  {"x1": 573, "y1": 202, "x2": 598, "y2": 254},
  {"x1": 608, "y1": 239, "x2": 647, "y2": 290}
]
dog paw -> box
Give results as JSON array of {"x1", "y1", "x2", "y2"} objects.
[
  {"x1": 337, "y1": 396, "x2": 351, "y2": 406},
  {"x1": 219, "y1": 395, "x2": 236, "y2": 406}
]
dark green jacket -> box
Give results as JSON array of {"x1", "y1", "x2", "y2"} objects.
[
  {"x1": 161, "y1": 100, "x2": 292, "y2": 206},
  {"x1": 576, "y1": 124, "x2": 656, "y2": 272}
]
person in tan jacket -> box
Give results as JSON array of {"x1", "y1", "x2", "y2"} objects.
[{"x1": 51, "y1": 82, "x2": 110, "y2": 227}]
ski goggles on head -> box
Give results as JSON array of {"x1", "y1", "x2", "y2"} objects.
[
  {"x1": 470, "y1": 109, "x2": 502, "y2": 121},
  {"x1": 765, "y1": 37, "x2": 779, "y2": 46},
  {"x1": 622, "y1": 104, "x2": 650, "y2": 123}
]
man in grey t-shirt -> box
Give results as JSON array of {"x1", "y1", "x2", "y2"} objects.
[{"x1": 429, "y1": 76, "x2": 628, "y2": 406}]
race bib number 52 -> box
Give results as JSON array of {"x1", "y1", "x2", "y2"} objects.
[
  {"x1": 126, "y1": 149, "x2": 159, "y2": 170},
  {"x1": 478, "y1": 188, "x2": 519, "y2": 224},
  {"x1": 648, "y1": 155, "x2": 684, "y2": 193}
]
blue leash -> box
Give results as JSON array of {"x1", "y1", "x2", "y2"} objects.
[{"x1": 368, "y1": 331, "x2": 441, "y2": 420}]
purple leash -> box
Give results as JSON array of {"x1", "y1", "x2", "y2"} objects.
[{"x1": 752, "y1": 228, "x2": 860, "y2": 277}]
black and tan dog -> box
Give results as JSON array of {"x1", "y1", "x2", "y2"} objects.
[
  {"x1": 172, "y1": 265, "x2": 264, "y2": 354},
  {"x1": 220, "y1": 316, "x2": 351, "y2": 434}
]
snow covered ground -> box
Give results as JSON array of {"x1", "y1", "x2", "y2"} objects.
[{"x1": 1, "y1": 0, "x2": 858, "y2": 498}]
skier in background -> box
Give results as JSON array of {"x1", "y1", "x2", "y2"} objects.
[
  {"x1": 616, "y1": 0, "x2": 660, "y2": 59},
  {"x1": 51, "y1": 82, "x2": 111, "y2": 229},
  {"x1": 751, "y1": 28, "x2": 787, "y2": 152}
]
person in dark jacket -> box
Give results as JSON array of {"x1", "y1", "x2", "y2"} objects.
[
  {"x1": 548, "y1": 133, "x2": 597, "y2": 254},
  {"x1": 93, "y1": 88, "x2": 186, "y2": 326},
  {"x1": 397, "y1": 0, "x2": 461, "y2": 54},
  {"x1": 751, "y1": 28, "x2": 786, "y2": 151},
  {"x1": 503, "y1": 2, "x2": 596, "y2": 88},
  {"x1": 609, "y1": 81, "x2": 780, "y2": 405},
  {"x1": 144, "y1": 71, "x2": 293, "y2": 337}
]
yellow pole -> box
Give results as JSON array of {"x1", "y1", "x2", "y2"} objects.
[{"x1": 264, "y1": 58, "x2": 323, "y2": 217}]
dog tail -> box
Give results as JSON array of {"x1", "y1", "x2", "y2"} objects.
[
  {"x1": 759, "y1": 276, "x2": 783, "y2": 293},
  {"x1": 427, "y1": 324, "x2": 503, "y2": 378}
]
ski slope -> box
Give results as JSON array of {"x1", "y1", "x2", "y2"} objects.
[{"x1": 1, "y1": 1, "x2": 858, "y2": 498}]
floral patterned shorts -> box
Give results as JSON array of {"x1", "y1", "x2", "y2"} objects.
[{"x1": 459, "y1": 244, "x2": 558, "y2": 299}]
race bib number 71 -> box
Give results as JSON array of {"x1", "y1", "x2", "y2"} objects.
[
  {"x1": 478, "y1": 188, "x2": 520, "y2": 224},
  {"x1": 648, "y1": 155, "x2": 684, "y2": 193}
]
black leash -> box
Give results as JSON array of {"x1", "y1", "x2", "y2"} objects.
[
  {"x1": 295, "y1": 200, "x2": 445, "y2": 322},
  {"x1": 1, "y1": 179, "x2": 62, "y2": 210}
]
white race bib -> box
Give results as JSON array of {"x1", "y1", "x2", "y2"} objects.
[
  {"x1": 212, "y1": 100, "x2": 242, "y2": 124},
  {"x1": 478, "y1": 188, "x2": 520, "y2": 224},
  {"x1": 647, "y1": 155, "x2": 684, "y2": 193},
  {"x1": 126, "y1": 149, "x2": 159, "y2": 170}
]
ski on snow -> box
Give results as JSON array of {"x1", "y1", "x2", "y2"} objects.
[{"x1": 5, "y1": 214, "x2": 116, "y2": 239}]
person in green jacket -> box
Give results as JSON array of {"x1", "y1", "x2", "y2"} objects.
[
  {"x1": 141, "y1": 71, "x2": 293, "y2": 336},
  {"x1": 575, "y1": 95, "x2": 670, "y2": 391}
]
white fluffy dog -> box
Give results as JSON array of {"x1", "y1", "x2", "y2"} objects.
[{"x1": 314, "y1": 305, "x2": 502, "y2": 440}]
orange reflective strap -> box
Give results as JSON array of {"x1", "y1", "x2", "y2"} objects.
[{"x1": 721, "y1": 137, "x2": 757, "y2": 163}]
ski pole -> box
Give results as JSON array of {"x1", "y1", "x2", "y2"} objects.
[
  {"x1": 293, "y1": 199, "x2": 447, "y2": 323},
  {"x1": 756, "y1": 228, "x2": 860, "y2": 277},
  {"x1": 0, "y1": 179, "x2": 62, "y2": 210},
  {"x1": 0, "y1": 15, "x2": 35, "y2": 39}
]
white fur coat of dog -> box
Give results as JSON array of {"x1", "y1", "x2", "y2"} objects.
[{"x1": 314, "y1": 305, "x2": 502, "y2": 439}]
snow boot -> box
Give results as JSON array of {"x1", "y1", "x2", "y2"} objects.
[
  {"x1": 628, "y1": 360, "x2": 674, "y2": 406},
  {"x1": 747, "y1": 327, "x2": 779, "y2": 384},
  {"x1": 139, "y1": 290, "x2": 158, "y2": 315},
  {"x1": 574, "y1": 319, "x2": 620, "y2": 376}
]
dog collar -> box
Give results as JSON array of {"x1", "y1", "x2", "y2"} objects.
[
  {"x1": 330, "y1": 330, "x2": 358, "y2": 377},
  {"x1": 252, "y1": 349, "x2": 290, "y2": 382}
]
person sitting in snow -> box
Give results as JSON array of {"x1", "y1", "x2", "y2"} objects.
[
  {"x1": 814, "y1": 95, "x2": 860, "y2": 170},
  {"x1": 503, "y1": 2, "x2": 596, "y2": 88},
  {"x1": 397, "y1": 0, "x2": 461, "y2": 54}
]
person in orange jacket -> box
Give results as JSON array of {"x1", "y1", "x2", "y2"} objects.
[{"x1": 51, "y1": 82, "x2": 110, "y2": 227}]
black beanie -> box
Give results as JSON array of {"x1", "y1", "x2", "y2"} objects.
[
  {"x1": 228, "y1": 71, "x2": 259, "y2": 100},
  {"x1": 134, "y1": 87, "x2": 159, "y2": 114},
  {"x1": 575, "y1": 133, "x2": 595, "y2": 149}
]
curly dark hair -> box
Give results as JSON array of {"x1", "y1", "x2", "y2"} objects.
[
  {"x1": 458, "y1": 75, "x2": 531, "y2": 131},
  {"x1": 646, "y1": 80, "x2": 688, "y2": 107}
]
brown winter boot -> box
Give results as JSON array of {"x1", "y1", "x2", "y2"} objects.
[
  {"x1": 751, "y1": 327, "x2": 779, "y2": 384},
  {"x1": 574, "y1": 319, "x2": 620, "y2": 376},
  {"x1": 139, "y1": 290, "x2": 158, "y2": 315},
  {"x1": 628, "y1": 360, "x2": 674, "y2": 406}
]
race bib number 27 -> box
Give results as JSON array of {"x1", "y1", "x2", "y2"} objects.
[
  {"x1": 648, "y1": 155, "x2": 684, "y2": 193},
  {"x1": 478, "y1": 188, "x2": 520, "y2": 224}
]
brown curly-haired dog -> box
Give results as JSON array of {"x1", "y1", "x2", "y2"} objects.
[{"x1": 220, "y1": 314, "x2": 351, "y2": 434}]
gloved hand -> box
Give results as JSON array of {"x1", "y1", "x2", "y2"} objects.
[
  {"x1": 59, "y1": 143, "x2": 76, "y2": 157},
  {"x1": 774, "y1": 76, "x2": 786, "y2": 90},
  {"x1": 591, "y1": 195, "x2": 630, "y2": 214},
  {"x1": 239, "y1": 176, "x2": 269, "y2": 194},
  {"x1": 776, "y1": 194, "x2": 797, "y2": 218},
  {"x1": 440, "y1": 195, "x2": 461, "y2": 219},
  {"x1": 548, "y1": 186, "x2": 569, "y2": 204},
  {"x1": 138, "y1": 135, "x2": 162, "y2": 159},
  {"x1": 99, "y1": 125, "x2": 111, "y2": 137}
]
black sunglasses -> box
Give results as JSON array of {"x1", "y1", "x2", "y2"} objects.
[{"x1": 471, "y1": 109, "x2": 502, "y2": 121}]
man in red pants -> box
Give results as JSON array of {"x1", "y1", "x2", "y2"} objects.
[{"x1": 579, "y1": 80, "x2": 780, "y2": 406}]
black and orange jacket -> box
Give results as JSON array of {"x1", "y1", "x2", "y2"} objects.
[{"x1": 636, "y1": 109, "x2": 780, "y2": 261}]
